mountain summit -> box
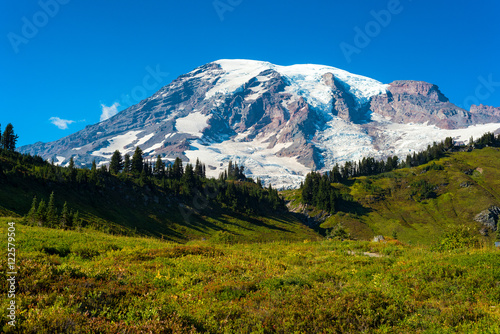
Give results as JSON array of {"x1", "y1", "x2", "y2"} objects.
[{"x1": 19, "y1": 59, "x2": 500, "y2": 188}]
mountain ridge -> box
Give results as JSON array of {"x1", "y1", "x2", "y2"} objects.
[{"x1": 19, "y1": 59, "x2": 500, "y2": 189}]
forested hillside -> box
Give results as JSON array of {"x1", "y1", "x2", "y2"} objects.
[
  {"x1": 287, "y1": 133, "x2": 500, "y2": 245},
  {"x1": 0, "y1": 123, "x2": 318, "y2": 242}
]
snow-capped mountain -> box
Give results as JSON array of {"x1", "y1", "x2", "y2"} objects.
[{"x1": 19, "y1": 59, "x2": 500, "y2": 188}]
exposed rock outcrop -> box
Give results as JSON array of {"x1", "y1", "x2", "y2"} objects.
[
  {"x1": 474, "y1": 206, "x2": 500, "y2": 231},
  {"x1": 369, "y1": 80, "x2": 473, "y2": 129}
]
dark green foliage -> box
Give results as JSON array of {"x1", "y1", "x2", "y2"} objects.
[
  {"x1": 36, "y1": 199, "x2": 47, "y2": 226},
  {"x1": 27, "y1": 196, "x2": 37, "y2": 225},
  {"x1": 123, "y1": 154, "x2": 131, "y2": 173},
  {"x1": 46, "y1": 191, "x2": 57, "y2": 227},
  {"x1": 131, "y1": 147, "x2": 143, "y2": 174},
  {"x1": 410, "y1": 180, "x2": 436, "y2": 201},
  {"x1": 327, "y1": 223, "x2": 349, "y2": 240},
  {"x1": 1, "y1": 123, "x2": 19, "y2": 151},
  {"x1": 109, "y1": 150, "x2": 123, "y2": 174},
  {"x1": 424, "y1": 162, "x2": 445, "y2": 171},
  {"x1": 444, "y1": 136, "x2": 454, "y2": 150},
  {"x1": 60, "y1": 201, "x2": 70, "y2": 228},
  {"x1": 301, "y1": 172, "x2": 338, "y2": 213},
  {"x1": 194, "y1": 158, "x2": 205, "y2": 178},
  {"x1": 154, "y1": 155, "x2": 165, "y2": 176},
  {"x1": 170, "y1": 157, "x2": 184, "y2": 179}
]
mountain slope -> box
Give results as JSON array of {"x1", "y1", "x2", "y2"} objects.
[
  {"x1": 285, "y1": 147, "x2": 500, "y2": 245},
  {"x1": 19, "y1": 60, "x2": 500, "y2": 188},
  {"x1": 0, "y1": 150, "x2": 319, "y2": 243}
]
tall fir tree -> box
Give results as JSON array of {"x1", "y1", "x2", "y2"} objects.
[
  {"x1": 36, "y1": 199, "x2": 47, "y2": 226},
  {"x1": 171, "y1": 157, "x2": 183, "y2": 179},
  {"x1": 131, "y1": 147, "x2": 143, "y2": 174},
  {"x1": 123, "y1": 154, "x2": 131, "y2": 173},
  {"x1": 194, "y1": 158, "x2": 202, "y2": 177},
  {"x1": 73, "y1": 210, "x2": 81, "y2": 228},
  {"x1": 1, "y1": 123, "x2": 19, "y2": 151},
  {"x1": 27, "y1": 196, "x2": 37, "y2": 225},
  {"x1": 109, "y1": 150, "x2": 123, "y2": 174},
  {"x1": 67, "y1": 156, "x2": 76, "y2": 181},
  {"x1": 181, "y1": 163, "x2": 195, "y2": 195},
  {"x1": 60, "y1": 202, "x2": 70, "y2": 228},
  {"x1": 155, "y1": 155, "x2": 165, "y2": 176},
  {"x1": 46, "y1": 192, "x2": 57, "y2": 227}
]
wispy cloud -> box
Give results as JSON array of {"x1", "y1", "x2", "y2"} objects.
[
  {"x1": 100, "y1": 102, "x2": 120, "y2": 122},
  {"x1": 49, "y1": 117, "x2": 75, "y2": 130}
]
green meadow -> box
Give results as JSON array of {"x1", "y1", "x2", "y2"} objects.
[{"x1": 1, "y1": 218, "x2": 499, "y2": 333}]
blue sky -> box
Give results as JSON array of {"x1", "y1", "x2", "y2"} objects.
[{"x1": 1, "y1": 0, "x2": 499, "y2": 147}]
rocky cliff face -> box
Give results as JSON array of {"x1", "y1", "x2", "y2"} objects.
[
  {"x1": 470, "y1": 104, "x2": 500, "y2": 125},
  {"x1": 369, "y1": 81, "x2": 472, "y2": 129},
  {"x1": 18, "y1": 60, "x2": 500, "y2": 188}
]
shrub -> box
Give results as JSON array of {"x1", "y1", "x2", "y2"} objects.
[{"x1": 435, "y1": 225, "x2": 480, "y2": 251}]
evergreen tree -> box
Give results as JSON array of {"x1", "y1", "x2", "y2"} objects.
[
  {"x1": 90, "y1": 159, "x2": 97, "y2": 182},
  {"x1": 131, "y1": 147, "x2": 143, "y2": 174},
  {"x1": 138, "y1": 169, "x2": 147, "y2": 187},
  {"x1": 257, "y1": 178, "x2": 263, "y2": 188},
  {"x1": 444, "y1": 137, "x2": 454, "y2": 150},
  {"x1": 46, "y1": 192, "x2": 57, "y2": 227},
  {"x1": 155, "y1": 155, "x2": 165, "y2": 176},
  {"x1": 67, "y1": 157, "x2": 76, "y2": 181},
  {"x1": 109, "y1": 150, "x2": 123, "y2": 174},
  {"x1": 36, "y1": 199, "x2": 47, "y2": 226},
  {"x1": 73, "y1": 210, "x2": 81, "y2": 228},
  {"x1": 60, "y1": 202, "x2": 70, "y2": 228},
  {"x1": 1, "y1": 123, "x2": 19, "y2": 151},
  {"x1": 27, "y1": 196, "x2": 37, "y2": 225},
  {"x1": 194, "y1": 158, "x2": 203, "y2": 178},
  {"x1": 171, "y1": 157, "x2": 183, "y2": 179},
  {"x1": 99, "y1": 164, "x2": 108, "y2": 173},
  {"x1": 123, "y1": 154, "x2": 131, "y2": 173},
  {"x1": 181, "y1": 163, "x2": 195, "y2": 195}
]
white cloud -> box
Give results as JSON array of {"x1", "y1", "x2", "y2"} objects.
[
  {"x1": 50, "y1": 117, "x2": 75, "y2": 130},
  {"x1": 100, "y1": 102, "x2": 120, "y2": 122}
]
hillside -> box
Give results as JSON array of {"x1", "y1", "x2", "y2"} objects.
[
  {"x1": 285, "y1": 147, "x2": 500, "y2": 245},
  {"x1": 0, "y1": 150, "x2": 319, "y2": 243}
]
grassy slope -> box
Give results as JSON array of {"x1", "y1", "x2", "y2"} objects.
[
  {"x1": 1, "y1": 219, "x2": 499, "y2": 333},
  {"x1": 0, "y1": 155, "x2": 319, "y2": 243},
  {"x1": 285, "y1": 147, "x2": 500, "y2": 245}
]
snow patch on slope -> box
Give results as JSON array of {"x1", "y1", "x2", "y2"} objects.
[
  {"x1": 184, "y1": 135, "x2": 311, "y2": 189},
  {"x1": 175, "y1": 112, "x2": 212, "y2": 137},
  {"x1": 92, "y1": 130, "x2": 143, "y2": 157}
]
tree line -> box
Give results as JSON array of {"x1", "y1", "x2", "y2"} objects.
[
  {"x1": 0, "y1": 123, "x2": 286, "y2": 229},
  {"x1": 300, "y1": 133, "x2": 500, "y2": 212},
  {"x1": 26, "y1": 192, "x2": 81, "y2": 228}
]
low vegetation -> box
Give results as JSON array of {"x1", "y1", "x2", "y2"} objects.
[
  {"x1": 2, "y1": 123, "x2": 500, "y2": 332},
  {"x1": 1, "y1": 220, "x2": 499, "y2": 333}
]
